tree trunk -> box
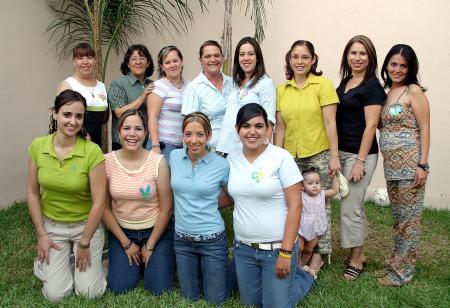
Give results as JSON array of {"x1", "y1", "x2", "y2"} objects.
[
  {"x1": 91, "y1": 0, "x2": 109, "y2": 152},
  {"x1": 222, "y1": 0, "x2": 233, "y2": 76}
]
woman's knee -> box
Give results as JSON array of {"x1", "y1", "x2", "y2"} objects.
[{"x1": 42, "y1": 281, "x2": 72, "y2": 303}]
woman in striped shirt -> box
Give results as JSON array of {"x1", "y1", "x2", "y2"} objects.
[
  {"x1": 147, "y1": 46, "x2": 188, "y2": 163},
  {"x1": 103, "y1": 109, "x2": 175, "y2": 295}
]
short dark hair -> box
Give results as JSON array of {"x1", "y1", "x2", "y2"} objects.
[
  {"x1": 199, "y1": 40, "x2": 223, "y2": 58},
  {"x1": 233, "y1": 37, "x2": 266, "y2": 89},
  {"x1": 284, "y1": 40, "x2": 322, "y2": 80},
  {"x1": 157, "y1": 45, "x2": 183, "y2": 78},
  {"x1": 120, "y1": 44, "x2": 154, "y2": 77},
  {"x1": 301, "y1": 166, "x2": 320, "y2": 178},
  {"x1": 236, "y1": 103, "x2": 268, "y2": 132},
  {"x1": 381, "y1": 44, "x2": 424, "y2": 90},
  {"x1": 72, "y1": 43, "x2": 95, "y2": 59},
  {"x1": 49, "y1": 90, "x2": 87, "y2": 138},
  {"x1": 340, "y1": 35, "x2": 378, "y2": 84}
]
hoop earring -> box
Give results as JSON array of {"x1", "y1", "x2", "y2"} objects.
[{"x1": 263, "y1": 137, "x2": 269, "y2": 145}]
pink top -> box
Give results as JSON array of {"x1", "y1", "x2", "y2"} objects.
[{"x1": 105, "y1": 151, "x2": 162, "y2": 229}]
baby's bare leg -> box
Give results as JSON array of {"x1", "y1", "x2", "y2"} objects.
[{"x1": 301, "y1": 238, "x2": 319, "y2": 266}]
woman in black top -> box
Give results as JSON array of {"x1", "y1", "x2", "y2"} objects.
[{"x1": 336, "y1": 35, "x2": 386, "y2": 280}]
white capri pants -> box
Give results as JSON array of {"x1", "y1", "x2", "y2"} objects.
[{"x1": 34, "y1": 217, "x2": 106, "y2": 303}]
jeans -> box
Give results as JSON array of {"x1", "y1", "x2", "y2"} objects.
[
  {"x1": 107, "y1": 220, "x2": 175, "y2": 295},
  {"x1": 174, "y1": 231, "x2": 229, "y2": 304},
  {"x1": 34, "y1": 218, "x2": 106, "y2": 303},
  {"x1": 233, "y1": 240, "x2": 300, "y2": 308},
  {"x1": 145, "y1": 142, "x2": 182, "y2": 165}
]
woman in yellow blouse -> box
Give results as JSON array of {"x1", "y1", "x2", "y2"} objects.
[{"x1": 274, "y1": 40, "x2": 339, "y2": 276}]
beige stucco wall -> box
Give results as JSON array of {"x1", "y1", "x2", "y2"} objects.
[{"x1": 1, "y1": 0, "x2": 449, "y2": 208}]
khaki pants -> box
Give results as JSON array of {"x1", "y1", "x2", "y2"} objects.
[
  {"x1": 34, "y1": 218, "x2": 106, "y2": 303},
  {"x1": 339, "y1": 151, "x2": 378, "y2": 248}
]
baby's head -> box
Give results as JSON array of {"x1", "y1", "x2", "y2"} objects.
[{"x1": 301, "y1": 167, "x2": 322, "y2": 196}]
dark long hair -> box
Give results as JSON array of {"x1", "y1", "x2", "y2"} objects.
[
  {"x1": 120, "y1": 44, "x2": 154, "y2": 77},
  {"x1": 339, "y1": 35, "x2": 378, "y2": 84},
  {"x1": 49, "y1": 90, "x2": 87, "y2": 138},
  {"x1": 381, "y1": 44, "x2": 425, "y2": 90},
  {"x1": 284, "y1": 40, "x2": 322, "y2": 80},
  {"x1": 233, "y1": 37, "x2": 266, "y2": 88}
]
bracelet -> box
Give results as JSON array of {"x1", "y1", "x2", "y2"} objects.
[
  {"x1": 78, "y1": 241, "x2": 90, "y2": 249},
  {"x1": 145, "y1": 242, "x2": 154, "y2": 252},
  {"x1": 356, "y1": 157, "x2": 366, "y2": 163},
  {"x1": 279, "y1": 248, "x2": 292, "y2": 255},
  {"x1": 150, "y1": 143, "x2": 160, "y2": 148},
  {"x1": 122, "y1": 240, "x2": 132, "y2": 251},
  {"x1": 278, "y1": 251, "x2": 292, "y2": 260}
]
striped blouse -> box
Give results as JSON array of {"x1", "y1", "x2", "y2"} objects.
[
  {"x1": 105, "y1": 151, "x2": 162, "y2": 230},
  {"x1": 154, "y1": 78, "x2": 187, "y2": 146}
]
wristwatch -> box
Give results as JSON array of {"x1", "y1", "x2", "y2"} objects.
[
  {"x1": 417, "y1": 163, "x2": 429, "y2": 171},
  {"x1": 150, "y1": 143, "x2": 160, "y2": 148}
]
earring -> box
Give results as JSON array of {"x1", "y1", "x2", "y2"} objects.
[{"x1": 263, "y1": 137, "x2": 269, "y2": 145}]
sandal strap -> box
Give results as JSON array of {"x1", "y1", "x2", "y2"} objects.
[{"x1": 344, "y1": 265, "x2": 363, "y2": 278}]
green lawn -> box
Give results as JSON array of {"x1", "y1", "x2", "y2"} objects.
[{"x1": 1, "y1": 201, "x2": 449, "y2": 307}]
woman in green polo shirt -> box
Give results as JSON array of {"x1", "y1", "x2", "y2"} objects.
[
  {"x1": 27, "y1": 90, "x2": 107, "y2": 303},
  {"x1": 274, "y1": 40, "x2": 340, "y2": 277}
]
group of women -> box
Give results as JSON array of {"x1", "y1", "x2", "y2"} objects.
[{"x1": 27, "y1": 34, "x2": 430, "y2": 305}]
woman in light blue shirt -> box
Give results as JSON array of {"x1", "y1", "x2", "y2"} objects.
[
  {"x1": 216, "y1": 36, "x2": 276, "y2": 154},
  {"x1": 170, "y1": 112, "x2": 230, "y2": 304}
]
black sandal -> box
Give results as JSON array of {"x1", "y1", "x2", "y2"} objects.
[
  {"x1": 342, "y1": 265, "x2": 363, "y2": 280},
  {"x1": 344, "y1": 256, "x2": 367, "y2": 267}
]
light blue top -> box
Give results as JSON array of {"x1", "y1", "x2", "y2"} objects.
[
  {"x1": 216, "y1": 74, "x2": 276, "y2": 154},
  {"x1": 181, "y1": 72, "x2": 233, "y2": 148},
  {"x1": 170, "y1": 148, "x2": 229, "y2": 235}
]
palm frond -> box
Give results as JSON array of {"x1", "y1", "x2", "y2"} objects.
[{"x1": 237, "y1": 0, "x2": 272, "y2": 42}]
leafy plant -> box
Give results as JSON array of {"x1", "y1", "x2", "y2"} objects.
[{"x1": 47, "y1": 0, "x2": 207, "y2": 81}]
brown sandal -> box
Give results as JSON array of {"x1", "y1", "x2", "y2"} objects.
[
  {"x1": 378, "y1": 276, "x2": 401, "y2": 287},
  {"x1": 373, "y1": 269, "x2": 387, "y2": 278}
]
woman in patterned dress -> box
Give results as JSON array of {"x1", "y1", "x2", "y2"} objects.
[{"x1": 377, "y1": 44, "x2": 430, "y2": 286}]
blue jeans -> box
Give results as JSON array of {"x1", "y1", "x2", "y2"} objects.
[
  {"x1": 107, "y1": 221, "x2": 175, "y2": 295},
  {"x1": 174, "y1": 231, "x2": 229, "y2": 304},
  {"x1": 233, "y1": 240, "x2": 299, "y2": 308},
  {"x1": 145, "y1": 142, "x2": 182, "y2": 165}
]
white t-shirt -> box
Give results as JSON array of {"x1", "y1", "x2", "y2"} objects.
[{"x1": 227, "y1": 143, "x2": 302, "y2": 242}]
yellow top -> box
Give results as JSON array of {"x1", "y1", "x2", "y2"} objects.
[{"x1": 276, "y1": 75, "x2": 339, "y2": 158}]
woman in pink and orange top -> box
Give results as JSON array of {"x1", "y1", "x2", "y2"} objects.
[{"x1": 103, "y1": 109, "x2": 175, "y2": 295}]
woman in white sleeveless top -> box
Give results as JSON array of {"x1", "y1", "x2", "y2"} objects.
[{"x1": 57, "y1": 43, "x2": 108, "y2": 147}]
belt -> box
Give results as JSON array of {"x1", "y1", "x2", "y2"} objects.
[
  {"x1": 176, "y1": 231, "x2": 223, "y2": 242},
  {"x1": 239, "y1": 240, "x2": 283, "y2": 251}
]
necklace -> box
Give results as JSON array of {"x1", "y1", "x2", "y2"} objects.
[
  {"x1": 166, "y1": 77, "x2": 183, "y2": 89},
  {"x1": 87, "y1": 86, "x2": 95, "y2": 98}
]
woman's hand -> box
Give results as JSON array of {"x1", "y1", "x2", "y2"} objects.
[
  {"x1": 151, "y1": 146, "x2": 161, "y2": 154},
  {"x1": 141, "y1": 246, "x2": 154, "y2": 268},
  {"x1": 348, "y1": 160, "x2": 365, "y2": 183},
  {"x1": 76, "y1": 245, "x2": 91, "y2": 272},
  {"x1": 125, "y1": 242, "x2": 141, "y2": 266},
  {"x1": 37, "y1": 234, "x2": 60, "y2": 264},
  {"x1": 328, "y1": 155, "x2": 341, "y2": 177},
  {"x1": 275, "y1": 255, "x2": 291, "y2": 278},
  {"x1": 414, "y1": 167, "x2": 428, "y2": 187},
  {"x1": 141, "y1": 83, "x2": 155, "y2": 105}
]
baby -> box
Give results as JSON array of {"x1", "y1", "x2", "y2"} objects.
[{"x1": 298, "y1": 167, "x2": 339, "y2": 277}]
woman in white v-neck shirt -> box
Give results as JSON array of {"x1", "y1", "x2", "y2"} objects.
[{"x1": 227, "y1": 103, "x2": 303, "y2": 307}]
